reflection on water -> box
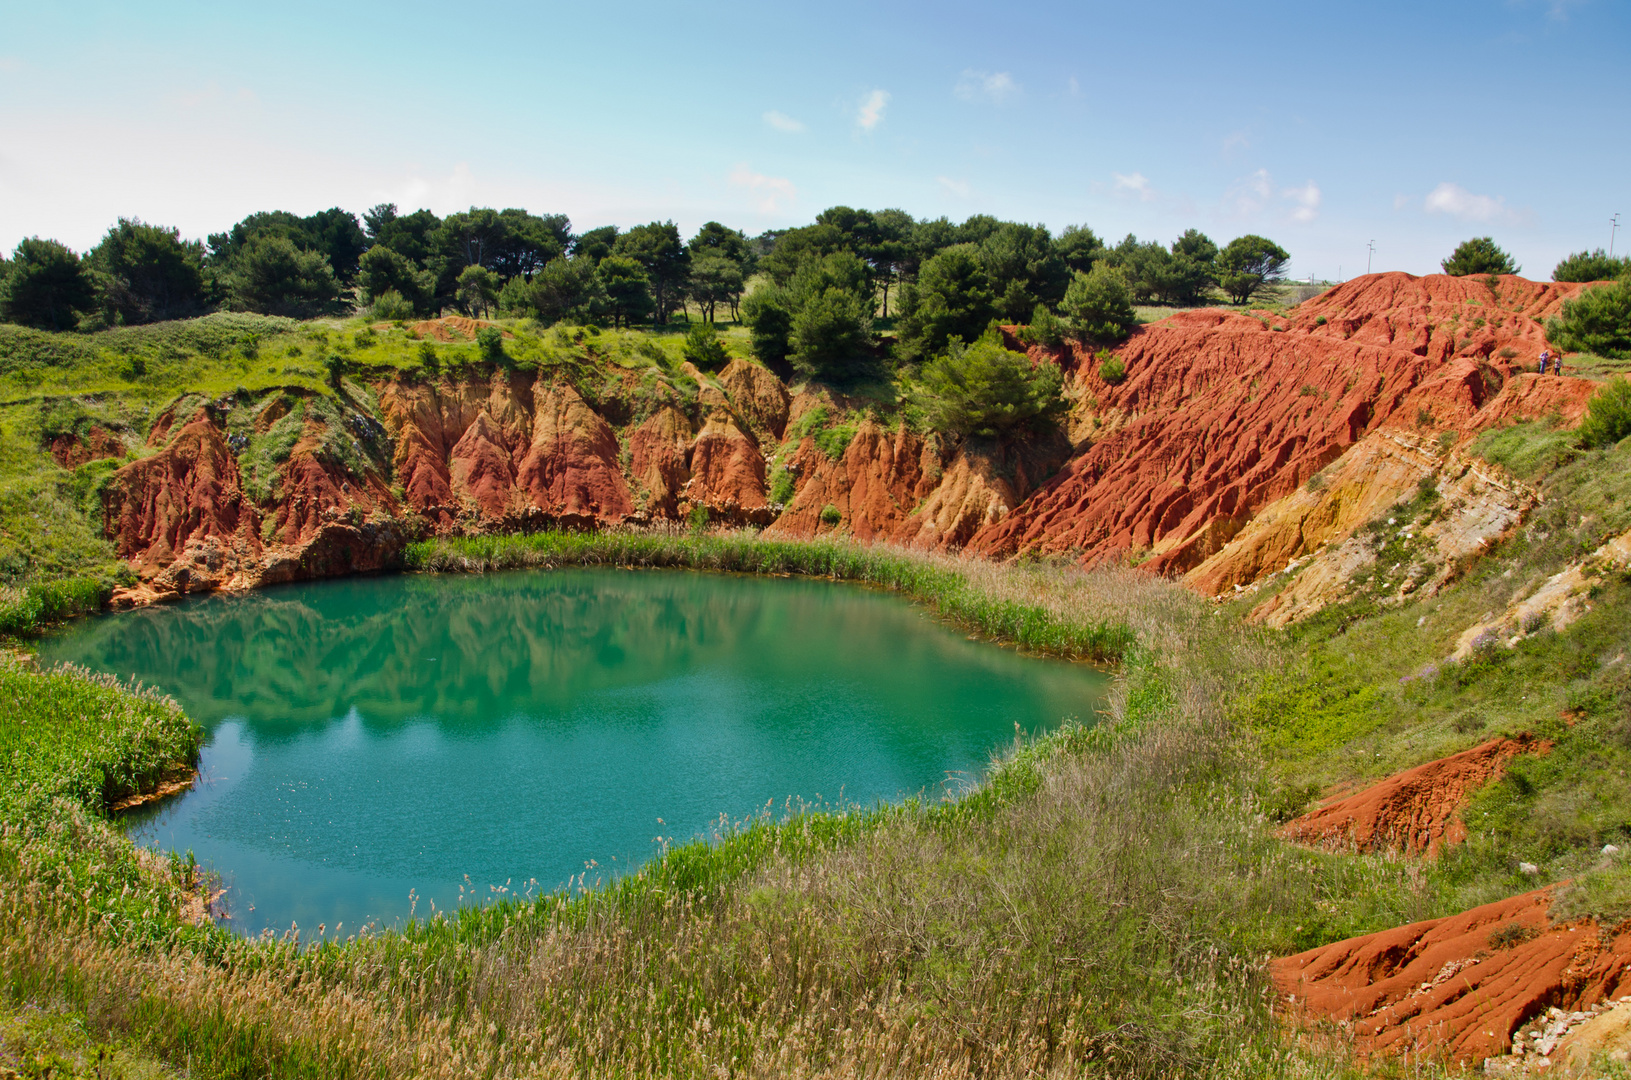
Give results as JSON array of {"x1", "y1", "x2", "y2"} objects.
[{"x1": 44, "y1": 569, "x2": 1108, "y2": 935}]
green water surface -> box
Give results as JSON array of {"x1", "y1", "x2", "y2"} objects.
[{"x1": 40, "y1": 569, "x2": 1108, "y2": 935}]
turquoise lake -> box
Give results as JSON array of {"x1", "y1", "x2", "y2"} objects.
[{"x1": 40, "y1": 569, "x2": 1109, "y2": 935}]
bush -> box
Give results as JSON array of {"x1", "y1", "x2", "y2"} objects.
[
  {"x1": 1442, "y1": 236, "x2": 1518, "y2": 277},
  {"x1": 1578, "y1": 376, "x2": 1631, "y2": 448},
  {"x1": 368, "y1": 288, "x2": 415, "y2": 321},
  {"x1": 1061, "y1": 264, "x2": 1136, "y2": 344},
  {"x1": 1553, "y1": 249, "x2": 1631, "y2": 283},
  {"x1": 1098, "y1": 353, "x2": 1127, "y2": 384},
  {"x1": 476, "y1": 325, "x2": 505, "y2": 361},
  {"x1": 819, "y1": 503, "x2": 841, "y2": 526},
  {"x1": 1018, "y1": 302, "x2": 1067, "y2": 348},
  {"x1": 681, "y1": 321, "x2": 728, "y2": 370},
  {"x1": 912, "y1": 331, "x2": 1066, "y2": 439},
  {"x1": 1547, "y1": 279, "x2": 1631, "y2": 359}
]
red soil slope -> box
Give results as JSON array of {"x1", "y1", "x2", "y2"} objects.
[
  {"x1": 1280, "y1": 736, "x2": 1545, "y2": 856},
  {"x1": 967, "y1": 273, "x2": 1591, "y2": 571},
  {"x1": 1273, "y1": 888, "x2": 1631, "y2": 1066},
  {"x1": 49, "y1": 426, "x2": 125, "y2": 469}
]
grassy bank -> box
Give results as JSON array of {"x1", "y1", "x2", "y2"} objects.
[
  {"x1": 405, "y1": 531, "x2": 1146, "y2": 663},
  {"x1": 0, "y1": 534, "x2": 1396, "y2": 1078}
]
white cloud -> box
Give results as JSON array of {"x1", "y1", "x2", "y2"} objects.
[
  {"x1": 1224, "y1": 168, "x2": 1273, "y2": 216},
  {"x1": 1393, "y1": 193, "x2": 1412, "y2": 210},
  {"x1": 954, "y1": 70, "x2": 1019, "y2": 104},
  {"x1": 856, "y1": 90, "x2": 889, "y2": 130},
  {"x1": 937, "y1": 176, "x2": 971, "y2": 198},
  {"x1": 762, "y1": 110, "x2": 804, "y2": 133},
  {"x1": 1283, "y1": 180, "x2": 1321, "y2": 223},
  {"x1": 1221, "y1": 131, "x2": 1250, "y2": 155},
  {"x1": 729, "y1": 165, "x2": 797, "y2": 214},
  {"x1": 1423, "y1": 181, "x2": 1512, "y2": 222},
  {"x1": 1112, "y1": 171, "x2": 1155, "y2": 201},
  {"x1": 1066, "y1": 75, "x2": 1081, "y2": 98}
]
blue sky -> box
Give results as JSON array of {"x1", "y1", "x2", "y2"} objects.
[{"x1": 1, "y1": 0, "x2": 1626, "y2": 280}]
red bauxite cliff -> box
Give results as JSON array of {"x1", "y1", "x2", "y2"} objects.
[
  {"x1": 967, "y1": 272, "x2": 1594, "y2": 571},
  {"x1": 95, "y1": 273, "x2": 1606, "y2": 604}
]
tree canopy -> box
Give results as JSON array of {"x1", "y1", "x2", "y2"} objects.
[
  {"x1": 912, "y1": 331, "x2": 1065, "y2": 439},
  {"x1": 89, "y1": 219, "x2": 205, "y2": 324},
  {"x1": 1553, "y1": 249, "x2": 1630, "y2": 283},
  {"x1": 1215, "y1": 235, "x2": 1290, "y2": 305},
  {"x1": 1, "y1": 238, "x2": 97, "y2": 330},
  {"x1": 1546, "y1": 279, "x2": 1631, "y2": 359},
  {"x1": 1442, "y1": 237, "x2": 1518, "y2": 277}
]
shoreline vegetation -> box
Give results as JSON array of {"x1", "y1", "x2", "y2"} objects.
[{"x1": 1, "y1": 533, "x2": 1380, "y2": 1079}]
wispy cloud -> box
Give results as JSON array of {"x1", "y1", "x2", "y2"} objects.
[
  {"x1": 1066, "y1": 75, "x2": 1081, "y2": 98},
  {"x1": 856, "y1": 90, "x2": 889, "y2": 131},
  {"x1": 1224, "y1": 168, "x2": 1273, "y2": 216},
  {"x1": 1221, "y1": 131, "x2": 1250, "y2": 155},
  {"x1": 954, "y1": 70, "x2": 1019, "y2": 104},
  {"x1": 1112, "y1": 171, "x2": 1155, "y2": 201},
  {"x1": 937, "y1": 176, "x2": 971, "y2": 198},
  {"x1": 1423, "y1": 181, "x2": 1514, "y2": 222},
  {"x1": 1283, "y1": 180, "x2": 1321, "y2": 223},
  {"x1": 762, "y1": 110, "x2": 804, "y2": 133},
  {"x1": 729, "y1": 165, "x2": 797, "y2": 213}
]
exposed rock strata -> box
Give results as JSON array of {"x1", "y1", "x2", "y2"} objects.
[{"x1": 1274, "y1": 888, "x2": 1631, "y2": 1066}]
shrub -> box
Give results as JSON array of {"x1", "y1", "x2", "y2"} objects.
[
  {"x1": 913, "y1": 332, "x2": 1066, "y2": 439},
  {"x1": 1061, "y1": 264, "x2": 1136, "y2": 344},
  {"x1": 368, "y1": 289, "x2": 415, "y2": 321},
  {"x1": 476, "y1": 325, "x2": 505, "y2": 361},
  {"x1": 681, "y1": 321, "x2": 728, "y2": 370},
  {"x1": 1097, "y1": 353, "x2": 1126, "y2": 385},
  {"x1": 1578, "y1": 377, "x2": 1631, "y2": 448},
  {"x1": 1442, "y1": 236, "x2": 1518, "y2": 277},
  {"x1": 1017, "y1": 302, "x2": 1067, "y2": 348},
  {"x1": 819, "y1": 503, "x2": 841, "y2": 526},
  {"x1": 1547, "y1": 279, "x2": 1631, "y2": 359},
  {"x1": 222, "y1": 236, "x2": 341, "y2": 318},
  {"x1": 1553, "y1": 248, "x2": 1631, "y2": 283}
]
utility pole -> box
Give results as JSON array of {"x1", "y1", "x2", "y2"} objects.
[
  {"x1": 1613, "y1": 213, "x2": 1622, "y2": 258},
  {"x1": 1366, "y1": 241, "x2": 1376, "y2": 275}
]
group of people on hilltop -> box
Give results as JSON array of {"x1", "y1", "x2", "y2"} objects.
[{"x1": 1538, "y1": 349, "x2": 1565, "y2": 376}]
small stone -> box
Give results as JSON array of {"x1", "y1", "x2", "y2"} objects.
[
  {"x1": 1520, "y1": 862, "x2": 1541, "y2": 875},
  {"x1": 1605, "y1": 844, "x2": 1621, "y2": 856}
]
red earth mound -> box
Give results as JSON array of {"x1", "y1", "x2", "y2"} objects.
[
  {"x1": 965, "y1": 273, "x2": 1593, "y2": 572},
  {"x1": 49, "y1": 426, "x2": 125, "y2": 469},
  {"x1": 1280, "y1": 736, "x2": 1547, "y2": 856},
  {"x1": 408, "y1": 317, "x2": 512, "y2": 343},
  {"x1": 1273, "y1": 888, "x2": 1631, "y2": 1066}
]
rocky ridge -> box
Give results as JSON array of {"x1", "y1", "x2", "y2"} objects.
[{"x1": 94, "y1": 273, "x2": 1599, "y2": 608}]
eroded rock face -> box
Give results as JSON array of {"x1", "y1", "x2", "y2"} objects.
[
  {"x1": 1273, "y1": 887, "x2": 1631, "y2": 1066},
  {"x1": 967, "y1": 274, "x2": 1593, "y2": 571},
  {"x1": 628, "y1": 406, "x2": 693, "y2": 518},
  {"x1": 1279, "y1": 736, "x2": 1546, "y2": 856},
  {"x1": 685, "y1": 412, "x2": 769, "y2": 519},
  {"x1": 92, "y1": 273, "x2": 1613, "y2": 614},
  {"x1": 768, "y1": 421, "x2": 939, "y2": 542},
  {"x1": 516, "y1": 383, "x2": 632, "y2": 526},
  {"x1": 50, "y1": 426, "x2": 126, "y2": 469},
  {"x1": 103, "y1": 409, "x2": 257, "y2": 588}
]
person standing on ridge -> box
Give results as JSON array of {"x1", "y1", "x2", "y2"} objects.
[{"x1": 1538, "y1": 349, "x2": 1551, "y2": 374}]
